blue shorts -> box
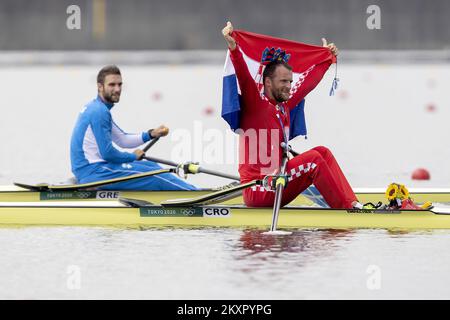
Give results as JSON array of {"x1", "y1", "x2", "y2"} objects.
[{"x1": 76, "y1": 160, "x2": 197, "y2": 191}]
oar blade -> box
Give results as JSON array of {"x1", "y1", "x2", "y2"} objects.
[
  {"x1": 14, "y1": 168, "x2": 174, "y2": 191},
  {"x1": 262, "y1": 230, "x2": 293, "y2": 235}
]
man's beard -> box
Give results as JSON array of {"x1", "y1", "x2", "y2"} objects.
[
  {"x1": 273, "y1": 89, "x2": 288, "y2": 103},
  {"x1": 103, "y1": 91, "x2": 120, "y2": 103}
]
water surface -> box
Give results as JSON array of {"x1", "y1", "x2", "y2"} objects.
[{"x1": 1, "y1": 227, "x2": 449, "y2": 299}]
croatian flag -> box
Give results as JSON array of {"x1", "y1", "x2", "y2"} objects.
[{"x1": 221, "y1": 30, "x2": 336, "y2": 140}]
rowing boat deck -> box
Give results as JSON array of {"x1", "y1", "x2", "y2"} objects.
[{"x1": 1, "y1": 185, "x2": 450, "y2": 205}]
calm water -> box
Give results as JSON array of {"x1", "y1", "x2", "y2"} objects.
[
  {"x1": 1, "y1": 227, "x2": 450, "y2": 299},
  {"x1": 1, "y1": 64, "x2": 450, "y2": 299}
]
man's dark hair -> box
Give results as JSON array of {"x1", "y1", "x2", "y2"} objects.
[
  {"x1": 262, "y1": 61, "x2": 292, "y2": 85},
  {"x1": 97, "y1": 65, "x2": 121, "y2": 84}
]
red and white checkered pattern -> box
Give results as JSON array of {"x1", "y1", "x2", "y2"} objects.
[
  {"x1": 289, "y1": 65, "x2": 316, "y2": 99},
  {"x1": 287, "y1": 162, "x2": 317, "y2": 182}
]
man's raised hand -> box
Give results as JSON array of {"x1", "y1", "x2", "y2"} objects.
[
  {"x1": 322, "y1": 38, "x2": 339, "y2": 57},
  {"x1": 222, "y1": 21, "x2": 236, "y2": 51}
]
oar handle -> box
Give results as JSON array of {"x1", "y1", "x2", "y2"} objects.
[
  {"x1": 142, "y1": 156, "x2": 240, "y2": 181},
  {"x1": 142, "y1": 137, "x2": 160, "y2": 153}
]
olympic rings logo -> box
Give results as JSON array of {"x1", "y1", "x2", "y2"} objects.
[
  {"x1": 75, "y1": 192, "x2": 92, "y2": 199},
  {"x1": 181, "y1": 209, "x2": 196, "y2": 216}
]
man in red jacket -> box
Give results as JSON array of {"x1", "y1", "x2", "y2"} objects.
[{"x1": 222, "y1": 21, "x2": 365, "y2": 209}]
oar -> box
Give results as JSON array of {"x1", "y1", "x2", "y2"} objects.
[
  {"x1": 16, "y1": 168, "x2": 175, "y2": 191},
  {"x1": 142, "y1": 137, "x2": 160, "y2": 152},
  {"x1": 142, "y1": 156, "x2": 240, "y2": 181},
  {"x1": 161, "y1": 180, "x2": 260, "y2": 207},
  {"x1": 264, "y1": 142, "x2": 292, "y2": 235}
]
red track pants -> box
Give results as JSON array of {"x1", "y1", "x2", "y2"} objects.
[{"x1": 243, "y1": 146, "x2": 357, "y2": 209}]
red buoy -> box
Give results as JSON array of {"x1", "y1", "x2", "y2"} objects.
[
  {"x1": 151, "y1": 91, "x2": 162, "y2": 101},
  {"x1": 426, "y1": 103, "x2": 436, "y2": 113},
  {"x1": 412, "y1": 168, "x2": 430, "y2": 180},
  {"x1": 203, "y1": 106, "x2": 214, "y2": 116}
]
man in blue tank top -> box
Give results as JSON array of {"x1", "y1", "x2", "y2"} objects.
[{"x1": 70, "y1": 65, "x2": 196, "y2": 190}]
